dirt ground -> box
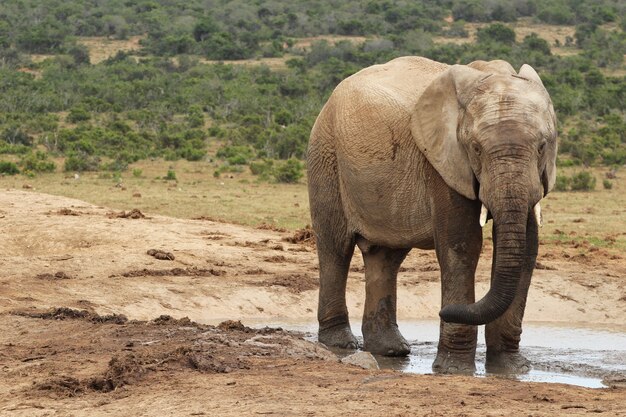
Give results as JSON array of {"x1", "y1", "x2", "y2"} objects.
[{"x1": 1, "y1": 190, "x2": 625, "y2": 416}]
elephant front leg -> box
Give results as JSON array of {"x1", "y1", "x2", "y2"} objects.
[
  {"x1": 485, "y1": 215, "x2": 538, "y2": 373},
  {"x1": 360, "y1": 244, "x2": 411, "y2": 357},
  {"x1": 432, "y1": 206, "x2": 482, "y2": 373}
]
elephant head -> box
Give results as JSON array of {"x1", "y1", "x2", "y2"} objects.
[{"x1": 410, "y1": 62, "x2": 557, "y2": 325}]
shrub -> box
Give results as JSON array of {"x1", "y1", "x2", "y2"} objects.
[
  {"x1": 132, "y1": 168, "x2": 143, "y2": 178},
  {"x1": 67, "y1": 106, "x2": 91, "y2": 123},
  {"x1": 19, "y1": 151, "x2": 56, "y2": 172},
  {"x1": 570, "y1": 171, "x2": 596, "y2": 191},
  {"x1": 602, "y1": 179, "x2": 613, "y2": 190},
  {"x1": 476, "y1": 23, "x2": 516, "y2": 45},
  {"x1": 273, "y1": 158, "x2": 304, "y2": 183},
  {"x1": 249, "y1": 159, "x2": 274, "y2": 180},
  {"x1": 554, "y1": 175, "x2": 571, "y2": 191},
  {"x1": 165, "y1": 170, "x2": 177, "y2": 181},
  {"x1": 216, "y1": 145, "x2": 254, "y2": 165},
  {"x1": 0, "y1": 161, "x2": 19, "y2": 175},
  {"x1": 64, "y1": 152, "x2": 100, "y2": 172}
]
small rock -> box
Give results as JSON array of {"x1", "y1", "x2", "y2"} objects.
[
  {"x1": 341, "y1": 351, "x2": 379, "y2": 370},
  {"x1": 22, "y1": 184, "x2": 33, "y2": 189}
]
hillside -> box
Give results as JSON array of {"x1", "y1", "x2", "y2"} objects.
[{"x1": 0, "y1": 0, "x2": 624, "y2": 179}]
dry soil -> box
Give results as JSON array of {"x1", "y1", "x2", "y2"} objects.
[{"x1": 0, "y1": 190, "x2": 624, "y2": 416}]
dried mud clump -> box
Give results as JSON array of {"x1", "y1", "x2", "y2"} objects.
[
  {"x1": 35, "y1": 271, "x2": 73, "y2": 280},
  {"x1": 264, "y1": 255, "x2": 287, "y2": 263},
  {"x1": 218, "y1": 319, "x2": 250, "y2": 332},
  {"x1": 152, "y1": 315, "x2": 195, "y2": 327},
  {"x1": 535, "y1": 262, "x2": 557, "y2": 270},
  {"x1": 270, "y1": 273, "x2": 318, "y2": 293},
  {"x1": 57, "y1": 208, "x2": 80, "y2": 216},
  {"x1": 87, "y1": 354, "x2": 149, "y2": 392},
  {"x1": 13, "y1": 307, "x2": 128, "y2": 324},
  {"x1": 282, "y1": 225, "x2": 316, "y2": 246},
  {"x1": 147, "y1": 249, "x2": 175, "y2": 260},
  {"x1": 110, "y1": 208, "x2": 146, "y2": 219},
  {"x1": 119, "y1": 267, "x2": 226, "y2": 278},
  {"x1": 36, "y1": 376, "x2": 83, "y2": 397},
  {"x1": 257, "y1": 223, "x2": 287, "y2": 232}
]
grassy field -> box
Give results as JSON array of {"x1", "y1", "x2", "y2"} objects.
[
  {"x1": 0, "y1": 159, "x2": 310, "y2": 230},
  {"x1": 1, "y1": 161, "x2": 624, "y2": 253}
]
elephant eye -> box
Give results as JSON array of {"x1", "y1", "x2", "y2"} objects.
[
  {"x1": 471, "y1": 141, "x2": 481, "y2": 156},
  {"x1": 538, "y1": 141, "x2": 547, "y2": 155}
]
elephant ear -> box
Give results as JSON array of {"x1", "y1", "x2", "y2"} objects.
[
  {"x1": 468, "y1": 59, "x2": 515, "y2": 75},
  {"x1": 519, "y1": 64, "x2": 557, "y2": 195},
  {"x1": 518, "y1": 64, "x2": 544, "y2": 86},
  {"x1": 410, "y1": 65, "x2": 488, "y2": 200}
]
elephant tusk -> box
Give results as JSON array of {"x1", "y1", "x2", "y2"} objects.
[
  {"x1": 534, "y1": 202, "x2": 543, "y2": 227},
  {"x1": 479, "y1": 204, "x2": 488, "y2": 227}
]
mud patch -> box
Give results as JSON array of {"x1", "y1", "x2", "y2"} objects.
[
  {"x1": 13, "y1": 314, "x2": 332, "y2": 398},
  {"x1": 109, "y1": 208, "x2": 146, "y2": 219},
  {"x1": 13, "y1": 307, "x2": 128, "y2": 324},
  {"x1": 265, "y1": 274, "x2": 318, "y2": 293},
  {"x1": 119, "y1": 267, "x2": 226, "y2": 278},
  {"x1": 56, "y1": 208, "x2": 81, "y2": 216},
  {"x1": 147, "y1": 249, "x2": 175, "y2": 260},
  {"x1": 282, "y1": 225, "x2": 316, "y2": 246},
  {"x1": 535, "y1": 262, "x2": 557, "y2": 270},
  {"x1": 256, "y1": 223, "x2": 287, "y2": 232},
  {"x1": 264, "y1": 255, "x2": 287, "y2": 263},
  {"x1": 35, "y1": 271, "x2": 73, "y2": 280},
  {"x1": 245, "y1": 268, "x2": 270, "y2": 275}
]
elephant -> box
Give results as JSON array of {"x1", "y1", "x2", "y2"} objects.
[{"x1": 306, "y1": 56, "x2": 557, "y2": 373}]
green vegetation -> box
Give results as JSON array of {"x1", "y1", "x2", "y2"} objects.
[
  {"x1": 0, "y1": 161, "x2": 20, "y2": 175},
  {"x1": 0, "y1": 0, "x2": 624, "y2": 182},
  {"x1": 556, "y1": 170, "x2": 598, "y2": 191}
]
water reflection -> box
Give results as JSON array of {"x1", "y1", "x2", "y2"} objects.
[{"x1": 261, "y1": 320, "x2": 626, "y2": 389}]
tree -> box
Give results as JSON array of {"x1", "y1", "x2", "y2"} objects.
[{"x1": 477, "y1": 23, "x2": 516, "y2": 45}]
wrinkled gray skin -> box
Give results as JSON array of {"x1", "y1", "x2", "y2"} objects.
[{"x1": 307, "y1": 57, "x2": 557, "y2": 373}]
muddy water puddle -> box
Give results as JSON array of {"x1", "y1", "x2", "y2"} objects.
[{"x1": 259, "y1": 320, "x2": 626, "y2": 388}]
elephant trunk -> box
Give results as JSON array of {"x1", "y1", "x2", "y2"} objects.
[{"x1": 440, "y1": 168, "x2": 530, "y2": 325}]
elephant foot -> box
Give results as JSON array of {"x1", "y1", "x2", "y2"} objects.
[
  {"x1": 486, "y1": 351, "x2": 531, "y2": 374},
  {"x1": 432, "y1": 350, "x2": 476, "y2": 374},
  {"x1": 318, "y1": 323, "x2": 359, "y2": 350},
  {"x1": 363, "y1": 326, "x2": 410, "y2": 357}
]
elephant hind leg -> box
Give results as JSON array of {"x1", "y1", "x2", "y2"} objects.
[
  {"x1": 316, "y1": 239, "x2": 357, "y2": 349},
  {"x1": 309, "y1": 148, "x2": 358, "y2": 349},
  {"x1": 360, "y1": 242, "x2": 410, "y2": 357}
]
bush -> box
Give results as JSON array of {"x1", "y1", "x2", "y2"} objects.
[
  {"x1": 19, "y1": 151, "x2": 56, "y2": 172},
  {"x1": 64, "y1": 152, "x2": 100, "y2": 172},
  {"x1": 0, "y1": 161, "x2": 19, "y2": 175},
  {"x1": 132, "y1": 168, "x2": 143, "y2": 178},
  {"x1": 554, "y1": 175, "x2": 571, "y2": 191},
  {"x1": 249, "y1": 159, "x2": 275, "y2": 180},
  {"x1": 602, "y1": 179, "x2": 613, "y2": 190},
  {"x1": 165, "y1": 169, "x2": 177, "y2": 181},
  {"x1": 273, "y1": 158, "x2": 303, "y2": 183},
  {"x1": 570, "y1": 171, "x2": 596, "y2": 191},
  {"x1": 216, "y1": 145, "x2": 254, "y2": 165},
  {"x1": 67, "y1": 106, "x2": 91, "y2": 123},
  {"x1": 476, "y1": 23, "x2": 516, "y2": 45}
]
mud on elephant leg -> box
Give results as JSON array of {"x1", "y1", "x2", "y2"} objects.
[
  {"x1": 317, "y1": 242, "x2": 359, "y2": 350},
  {"x1": 361, "y1": 245, "x2": 410, "y2": 356},
  {"x1": 432, "y1": 200, "x2": 482, "y2": 373},
  {"x1": 433, "y1": 323, "x2": 478, "y2": 374},
  {"x1": 485, "y1": 215, "x2": 538, "y2": 373}
]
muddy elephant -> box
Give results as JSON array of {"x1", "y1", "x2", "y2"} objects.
[{"x1": 307, "y1": 56, "x2": 557, "y2": 373}]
